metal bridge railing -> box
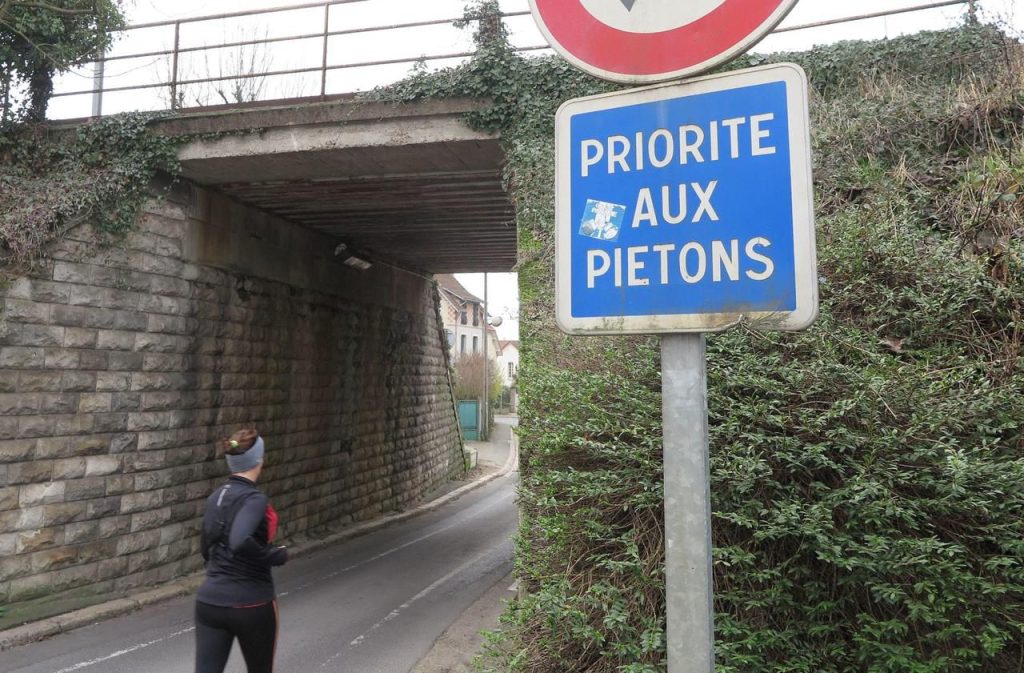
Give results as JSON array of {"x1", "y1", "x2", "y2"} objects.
[{"x1": 47, "y1": 0, "x2": 974, "y2": 120}]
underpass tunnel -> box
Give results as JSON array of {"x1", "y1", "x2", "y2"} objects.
[
  {"x1": 0, "y1": 96, "x2": 516, "y2": 616},
  {"x1": 159, "y1": 96, "x2": 518, "y2": 539}
]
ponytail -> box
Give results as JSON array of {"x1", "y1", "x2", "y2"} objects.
[{"x1": 218, "y1": 428, "x2": 258, "y2": 456}]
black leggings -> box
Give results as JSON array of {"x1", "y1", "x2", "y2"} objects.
[{"x1": 195, "y1": 600, "x2": 278, "y2": 673}]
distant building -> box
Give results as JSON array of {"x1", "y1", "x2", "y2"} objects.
[
  {"x1": 436, "y1": 274, "x2": 488, "y2": 360},
  {"x1": 436, "y1": 274, "x2": 519, "y2": 414},
  {"x1": 497, "y1": 339, "x2": 520, "y2": 412},
  {"x1": 436, "y1": 274, "x2": 516, "y2": 412},
  {"x1": 498, "y1": 340, "x2": 519, "y2": 386}
]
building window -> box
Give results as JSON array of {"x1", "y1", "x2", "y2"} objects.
[
  {"x1": 472, "y1": 306, "x2": 480, "y2": 326},
  {"x1": 460, "y1": 335, "x2": 466, "y2": 353},
  {"x1": 460, "y1": 309, "x2": 467, "y2": 325},
  {"x1": 508, "y1": 362, "x2": 515, "y2": 378},
  {"x1": 473, "y1": 336, "x2": 479, "y2": 353}
]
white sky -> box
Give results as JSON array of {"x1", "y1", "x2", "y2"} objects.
[
  {"x1": 455, "y1": 272, "x2": 520, "y2": 340},
  {"x1": 45, "y1": 0, "x2": 1024, "y2": 341},
  {"x1": 50, "y1": 1, "x2": 1022, "y2": 119}
]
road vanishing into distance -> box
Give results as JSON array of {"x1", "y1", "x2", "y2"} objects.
[{"x1": 0, "y1": 446, "x2": 517, "y2": 673}]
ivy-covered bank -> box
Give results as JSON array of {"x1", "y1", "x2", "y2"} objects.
[
  {"x1": 0, "y1": 113, "x2": 180, "y2": 272},
  {"x1": 380, "y1": 6, "x2": 1024, "y2": 673}
]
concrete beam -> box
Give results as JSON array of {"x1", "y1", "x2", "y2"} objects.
[{"x1": 169, "y1": 98, "x2": 501, "y2": 184}]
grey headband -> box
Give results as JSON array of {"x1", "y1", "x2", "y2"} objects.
[{"x1": 226, "y1": 436, "x2": 265, "y2": 473}]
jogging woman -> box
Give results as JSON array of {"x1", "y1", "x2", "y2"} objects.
[{"x1": 195, "y1": 429, "x2": 288, "y2": 673}]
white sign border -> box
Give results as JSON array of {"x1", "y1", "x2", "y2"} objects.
[
  {"x1": 528, "y1": 0, "x2": 800, "y2": 84},
  {"x1": 554, "y1": 63, "x2": 818, "y2": 336}
]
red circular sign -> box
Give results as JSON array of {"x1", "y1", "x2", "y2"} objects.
[{"x1": 529, "y1": 0, "x2": 799, "y2": 83}]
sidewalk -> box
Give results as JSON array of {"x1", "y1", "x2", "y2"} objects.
[
  {"x1": 411, "y1": 413, "x2": 520, "y2": 673},
  {"x1": 410, "y1": 573, "x2": 517, "y2": 673},
  {"x1": 0, "y1": 416, "x2": 520, "y2": 654},
  {"x1": 469, "y1": 413, "x2": 518, "y2": 470}
]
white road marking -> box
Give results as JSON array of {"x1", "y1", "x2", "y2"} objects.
[
  {"x1": 317, "y1": 542, "x2": 507, "y2": 671},
  {"x1": 50, "y1": 626, "x2": 194, "y2": 673},
  {"x1": 286, "y1": 490, "x2": 514, "y2": 596},
  {"x1": 20, "y1": 477, "x2": 514, "y2": 673}
]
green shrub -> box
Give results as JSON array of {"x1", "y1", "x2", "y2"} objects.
[{"x1": 391, "y1": 15, "x2": 1024, "y2": 672}]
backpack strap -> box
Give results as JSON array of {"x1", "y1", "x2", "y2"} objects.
[{"x1": 212, "y1": 484, "x2": 254, "y2": 549}]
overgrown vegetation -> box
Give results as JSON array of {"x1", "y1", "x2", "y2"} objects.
[
  {"x1": 0, "y1": 112, "x2": 180, "y2": 271},
  {"x1": 453, "y1": 352, "x2": 503, "y2": 405},
  {"x1": 379, "y1": 4, "x2": 1024, "y2": 671},
  {"x1": 0, "y1": 0, "x2": 176, "y2": 274}
]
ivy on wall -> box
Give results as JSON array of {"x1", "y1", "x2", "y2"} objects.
[{"x1": 0, "y1": 112, "x2": 181, "y2": 272}]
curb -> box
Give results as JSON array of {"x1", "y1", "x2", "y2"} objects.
[
  {"x1": 0, "y1": 579, "x2": 206, "y2": 652},
  {"x1": 409, "y1": 571, "x2": 516, "y2": 673},
  {"x1": 287, "y1": 430, "x2": 518, "y2": 560},
  {"x1": 0, "y1": 434, "x2": 518, "y2": 652}
]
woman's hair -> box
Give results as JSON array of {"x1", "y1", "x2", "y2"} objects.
[{"x1": 218, "y1": 428, "x2": 259, "y2": 456}]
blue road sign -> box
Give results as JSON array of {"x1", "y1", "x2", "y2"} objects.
[{"x1": 555, "y1": 63, "x2": 817, "y2": 334}]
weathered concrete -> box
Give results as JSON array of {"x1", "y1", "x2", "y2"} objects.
[
  {"x1": 171, "y1": 99, "x2": 503, "y2": 184},
  {"x1": 0, "y1": 182, "x2": 465, "y2": 621}
]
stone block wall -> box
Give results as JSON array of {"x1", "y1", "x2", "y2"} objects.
[{"x1": 0, "y1": 183, "x2": 464, "y2": 608}]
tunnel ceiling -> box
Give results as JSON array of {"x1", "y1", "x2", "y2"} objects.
[{"x1": 156, "y1": 98, "x2": 516, "y2": 274}]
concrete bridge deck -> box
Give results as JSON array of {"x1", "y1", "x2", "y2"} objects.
[{"x1": 156, "y1": 97, "x2": 516, "y2": 274}]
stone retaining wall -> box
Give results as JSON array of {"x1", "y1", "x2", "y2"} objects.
[{"x1": 0, "y1": 182, "x2": 464, "y2": 608}]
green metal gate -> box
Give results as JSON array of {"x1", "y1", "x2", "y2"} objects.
[{"x1": 458, "y1": 400, "x2": 480, "y2": 440}]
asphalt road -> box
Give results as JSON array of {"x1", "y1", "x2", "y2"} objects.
[{"x1": 0, "y1": 470, "x2": 517, "y2": 673}]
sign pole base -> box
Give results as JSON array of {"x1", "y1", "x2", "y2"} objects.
[{"x1": 662, "y1": 333, "x2": 714, "y2": 673}]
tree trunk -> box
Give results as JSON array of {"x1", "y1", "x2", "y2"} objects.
[
  {"x1": 1, "y1": 70, "x2": 10, "y2": 126},
  {"x1": 27, "y1": 65, "x2": 54, "y2": 122}
]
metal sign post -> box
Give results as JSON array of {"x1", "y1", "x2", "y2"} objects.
[
  {"x1": 534, "y1": 6, "x2": 818, "y2": 673},
  {"x1": 662, "y1": 333, "x2": 714, "y2": 673},
  {"x1": 551, "y1": 65, "x2": 817, "y2": 673}
]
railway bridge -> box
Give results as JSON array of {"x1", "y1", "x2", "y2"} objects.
[{"x1": 0, "y1": 96, "x2": 515, "y2": 615}]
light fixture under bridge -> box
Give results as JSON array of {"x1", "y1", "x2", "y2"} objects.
[{"x1": 334, "y1": 243, "x2": 372, "y2": 271}]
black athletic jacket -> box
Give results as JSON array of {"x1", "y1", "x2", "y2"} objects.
[{"x1": 197, "y1": 475, "x2": 288, "y2": 607}]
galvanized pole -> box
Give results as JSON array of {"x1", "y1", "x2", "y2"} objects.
[
  {"x1": 170, "y1": 21, "x2": 181, "y2": 109},
  {"x1": 320, "y1": 3, "x2": 330, "y2": 97},
  {"x1": 482, "y1": 272, "x2": 489, "y2": 440},
  {"x1": 91, "y1": 58, "x2": 105, "y2": 117},
  {"x1": 663, "y1": 333, "x2": 714, "y2": 673}
]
